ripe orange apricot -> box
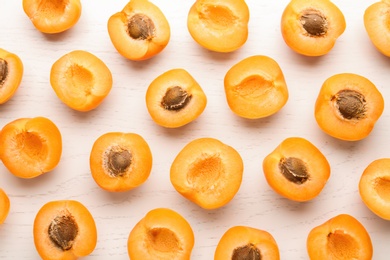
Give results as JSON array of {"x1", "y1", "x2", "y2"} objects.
[
  {"x1": 0, "y1": 188, "x2": 10, "y2": 224},
  {"x1": 170, "y1": 137, "x2": 243, "y2": 210},
  {"x1": 214, "y1": 226, "x2": 280, "y2": 260},
  {"x1": 33, "y1": 200, "x2": 97, "y2": 260},
  {"x1": 128, "y1": 208, "x2": 194, "y2": 260},
  {"x1": 50, "y1": 50, "x2": 113, "y2": 112},
  {"x1": 281, "y1": 0, "x2": 346, "y2": 56},
  {"x1": 108, "y1": 0, "x2": 170, "y2": 61},
  {"x1": 146, "y1": 68, "x2": 207, "y2": 128},
  {"x1": 224, "y1": 55, "x2": 289, "y2": 119},
  {"x1": 0, "y1": 48, "x2": 23, "y2": 104},
  {"x1": 90, "y1": 132, "x2": 153, "y2": 192},
  {"x1": 23, "y1": 0, "x2": 82, "y2": 34},
  {"x1": 307, "y1": 214, "x2": 373, "y2": 260},
  {"x1": 263, "y1": 137, "x2": 330, "y2": 202},
  {"x1": 0, "y1": 117, "x2": 62, "y2": 179},
  {"x1": 187, "y1": 0, "x2": 249, "y2": 52},
  {"x1": 315, "y1": 73, "x2": 384, "y2": 141}
]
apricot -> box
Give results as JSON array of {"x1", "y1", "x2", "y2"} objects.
[
  {"x1": 187, "y1": 0, "x2": 249, "y2": 52},
  {"x1": 281, "y1": 0, "x2": 346, "y2": 56},
  {"x1": 170, "y1": 137, "x2": 243, "y2": 210},
  {"x1": 0, "y1": 48, "x2": 23, "y2": 104},
  {"x1": 33, "y1": 200, "x2": 97, "y2": 260},
  {"x1": 23, "y1": 0, "x2": 82, "y2": 34},
  {"x1": 364, "y1": 1, "x2": 390, "y2": 57},
  {"x1": 107, "y1": 0, "x2": 170, "y2": 61},
  {"x1": 0, "y1": 188, "x2": 10, "y2": 224},
  {"x1": 0, "y1": 117, "x2": 62, "y2": 179},
  {"x1": 127, "y1": 208, "x2": 194, "y2": 260},
  {"x1": 307, "y1": 214, "x2": 373, "y2": 260},
  {"x1": 146, "y1": 68, "x2": 207, "y2": 128},
  {"x1": 214, "y1": 226, "x2": 280, "y2": 260},
  {"x1": 315, "y1": 73, "x2": 384, "y2": 141},
  {"x1": 263, "y1": 137, "x2": 330, "y2": 202},
  {"x1": 89, "y1": 132, "x2": 153, "y2": 192},
  {"x1": 50, "y1": 50, "x2": 113, "y2": 112},
  {"x1": 224, "y1": 55, "x2": 289, "y2": 119}
]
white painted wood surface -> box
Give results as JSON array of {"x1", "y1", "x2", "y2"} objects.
[{"x1": 1, "y1": 1, "x2": 390, "y2": 259}]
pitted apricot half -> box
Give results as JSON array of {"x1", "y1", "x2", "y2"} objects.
[
  {"x1": 214, "y1": 226, "x2": 280, "y2": 260},
  {"x1": 23, "y1": 0, "x2": 82, "y2": 34},
  {"x1": 307, "y1": 214, "x2": 373, "y2": 260},
  {"x1": 263, "y1": 137, "x2": 330, "y2": 202},
  {"x1": 187, "y1": 0, "x2": 249, "y2": 52},
  {"x1": 0, "y1": 188, "x2": 10, "y2": 224},
  {"x1": 281, "y1": 0, "x2": 346, "y2": 56},
  {"x1": 108, "y1": 0, "x2": 171, "y2": 61},
  {"x1": 170, "y1": 137, "x2": 243, "y2": 210},
  {"x1": 50, "y1": 50, "x2": 113, "y2": 112},
  {"x1": 33, "y1": 200, "x2": 97, "y2": 260},
  {"x1": 127, "y1": 208, "x2": 194, "y2": 260},
  {"x1": 0, "y1": 48, "x2": 23, "y2": 104},
  {"x1": 90, "y1": 132, "x2": 153, "y2": 192},
  {"x1": 0, "y1": 117, "x2": 62, "y2": 179},
  {"x1": 315, "y1": 73, "x2": 384, "y2": 141}
]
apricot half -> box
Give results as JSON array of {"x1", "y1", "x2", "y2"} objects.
[
  {"x1": 50, "y1": 50, "x2": 113, "y2": 112},
  {"x1": 187, "y1": 0, "x2": 249, "y2": 52},
  {"x1": 146, "y1": 68, "x2": 207, "y2": 128},
  {"x1": 263, "y1": 137, "x2": 330, "y2": 202},
  {"x1": 170, "y1": 137, "x2": 243, "y2": 210},
  {"x1": 90, "y1": 132, "x2": 153, "y2": 192},
  {"x1": 315, "y1": 73, "x2": 384, "y2": 141},
  {"x1": 0, "y1": 188, "x2": 10, "y2": 224},
  {"x1": 127, "y1": 208, "x2": 194, "y2": 260},
  {"x1": 214, "y1": 226, "x2": 280, "y2": 260},
  {"x1": 0, "y1": 48, "x2": 23, "y2": 104},
  {"x1": 108, "y1": 0, "x2": 170, "y2": 61},
  {"x1": 224, "y1": 55, "x2": 289, "y2": 119},
  {"x1": 359, "y1": 158, "x2": 390, "y2": 220},
  {"x1": 23, "y1": 0, "x2": 82, "y2": 34},
  {"x1": 0, "y1": 117, "x2": 62, "y2": 179},
  {"x1": 33, "y1": 200, "x2": 97, "y2": 260},
  {"x1": 281, "y1": 0, "x2": 346, "y2": 56},
  {"x1": 307, "y1": 214, "x2": 373, "y2": 260}
]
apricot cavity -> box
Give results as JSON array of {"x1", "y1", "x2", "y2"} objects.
[{"x1": 0, "y1": 48, "x2": 23, "y2": 104}]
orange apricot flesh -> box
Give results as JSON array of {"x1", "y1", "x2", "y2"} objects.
[
  {"x1": 0, "y1": 48, "x2": 23, "y2": 104},
  {"x1": 0, "y1": 188, "x2": 10, "y2": 224}
]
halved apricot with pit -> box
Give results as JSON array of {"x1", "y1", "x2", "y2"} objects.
[
  {"x1": 281, "y1": 0, "x2": 346, "y2": 56},
  {"x1": 0, "y1": 48, "x2": 23, "y2": 104},
  {"x1": 127, "y1": 208, "x2": 194, "y2": 260},
  {"x1": 187, "y1": 0, "x2": 249, "y2": 52},
  {"x1": 0, "y1": 117, "x2": 62, "y2": 179},
  {"x1": 90, "y1": 132, "x2": 153, "y2": 192},
  {"x1": 108, "y1": 0, "x2": 170, "y2": 61},
  {"x1": 146, "y1": 68, "x2": 207, "y2": 128},
  {"x1": 0, "y1": 188, "x2": 10, "y2": 224},
  {"x1": 23, "y1": 0, "x2": 82, "y2": 34},
  {"x1": 263, "y1": 137, "x2": 330, "y2": 202},
  {"x1": 224, "y1": 55, "x2": 289, "y2": 119},
  {"x1": 50, "y1": 50, "x2": 113, "y2": 112},
  {"x1": 170, "y1": 137, "x2": 243, "y2": 210},
  {"x1": 307, "y1": 214, "x2": 373, "y2": 260},
  {"x1": 315, "y1": 73, "x2": 384, "y2": 141},
  {"x1": 214, "y1": 226, "x2": 280, "y2": 260},
  {"x1": 33, "y1": 200, "x2": 97, "y2": 260}
]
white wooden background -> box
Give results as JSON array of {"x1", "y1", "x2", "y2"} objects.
[{"x1": 1, "y1": 1, "x2": 390, "y2": 259}]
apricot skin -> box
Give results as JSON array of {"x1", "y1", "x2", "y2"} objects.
[
  {"x1": 0, "y1": 188, "x2": 10, "y2": 224},
  {"x1": 0, "y1": 48, "x2": 23, "y2": 104}
]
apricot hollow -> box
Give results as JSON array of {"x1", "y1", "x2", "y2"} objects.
[
  {"x1": 33, "y1": 200, "x2": 97, "y2": 260},
  {"x1": 170, "y1": 137, "x2": 243, "y2": 210},
  {"x1": 0, "y1": 117, "x2": 62, "y2": 179},
  {"x1": 146, "y1": 68, "x2": 207, "y2": 128},
  {"x1": 23, "y1": 0, "x2": 82, "y2": 34},
  {"x1": 281, "y1": 0, "x2": 346, "y2": 56},
  {"x1": 0, "y1": 48, "x2": 23, "y2": 104},
  {"x1": 90, "y1": 132, "x2": 153, "y2": 192},
  {"x1": 263, "y1": 137, "x2": 330, "y2": 202},
  {"x1": 214, "y1": 226, "x2": 280, "y2": 260},
  {"x1": 127, "y1": 208, "x2": 194, "y2": 260},
  {"x1": 224, "y1": 55, "x2": 289, "y2": 119},
  {"x1": 50, "y1": 50, "x2": 113, "y2": 112},
  {"x1": 187, "y1": 0, "x2": 249, "y2": 53},
  {"x1": 315, "y1": 73, "x2": 384, "y2": 141},
  {"x1": 108, "y1": 0, "x2": 170, "y2": 61},
  {"x1": 0, "y1": 188, "x2": 10, "y2": 224},
  {"x1": 307, "y1": 214, "x2": 373, "y2": 260}
]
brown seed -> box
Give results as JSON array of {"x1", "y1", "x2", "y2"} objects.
[
  {"x1": 279, "y1": 157, "x2": 309, "y2": 184},
  {"x1": 232, "y1": 244, "x2": 261, "y2": 260},
  {"x1": 300, "y1": 10, "x2": 328, "y2": 36},
  {"x1": 105, "y1": 146, "x2": 132, "y2": 177},
  {"x1": 127, "y1": 14, "x2": 155, "y2": 40},
  {"x1": 0, "y1": 59, "x2": 8, "y2": 86},
  {"x1": 332, "y1": 89, "x2": 367, "y2": 120},
  {"x1": 161, "y1": 86, "x2": 192, "y2": 111},
  {"x1": 48, "y1": 214, "x2": 79, "y2": 251}
]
